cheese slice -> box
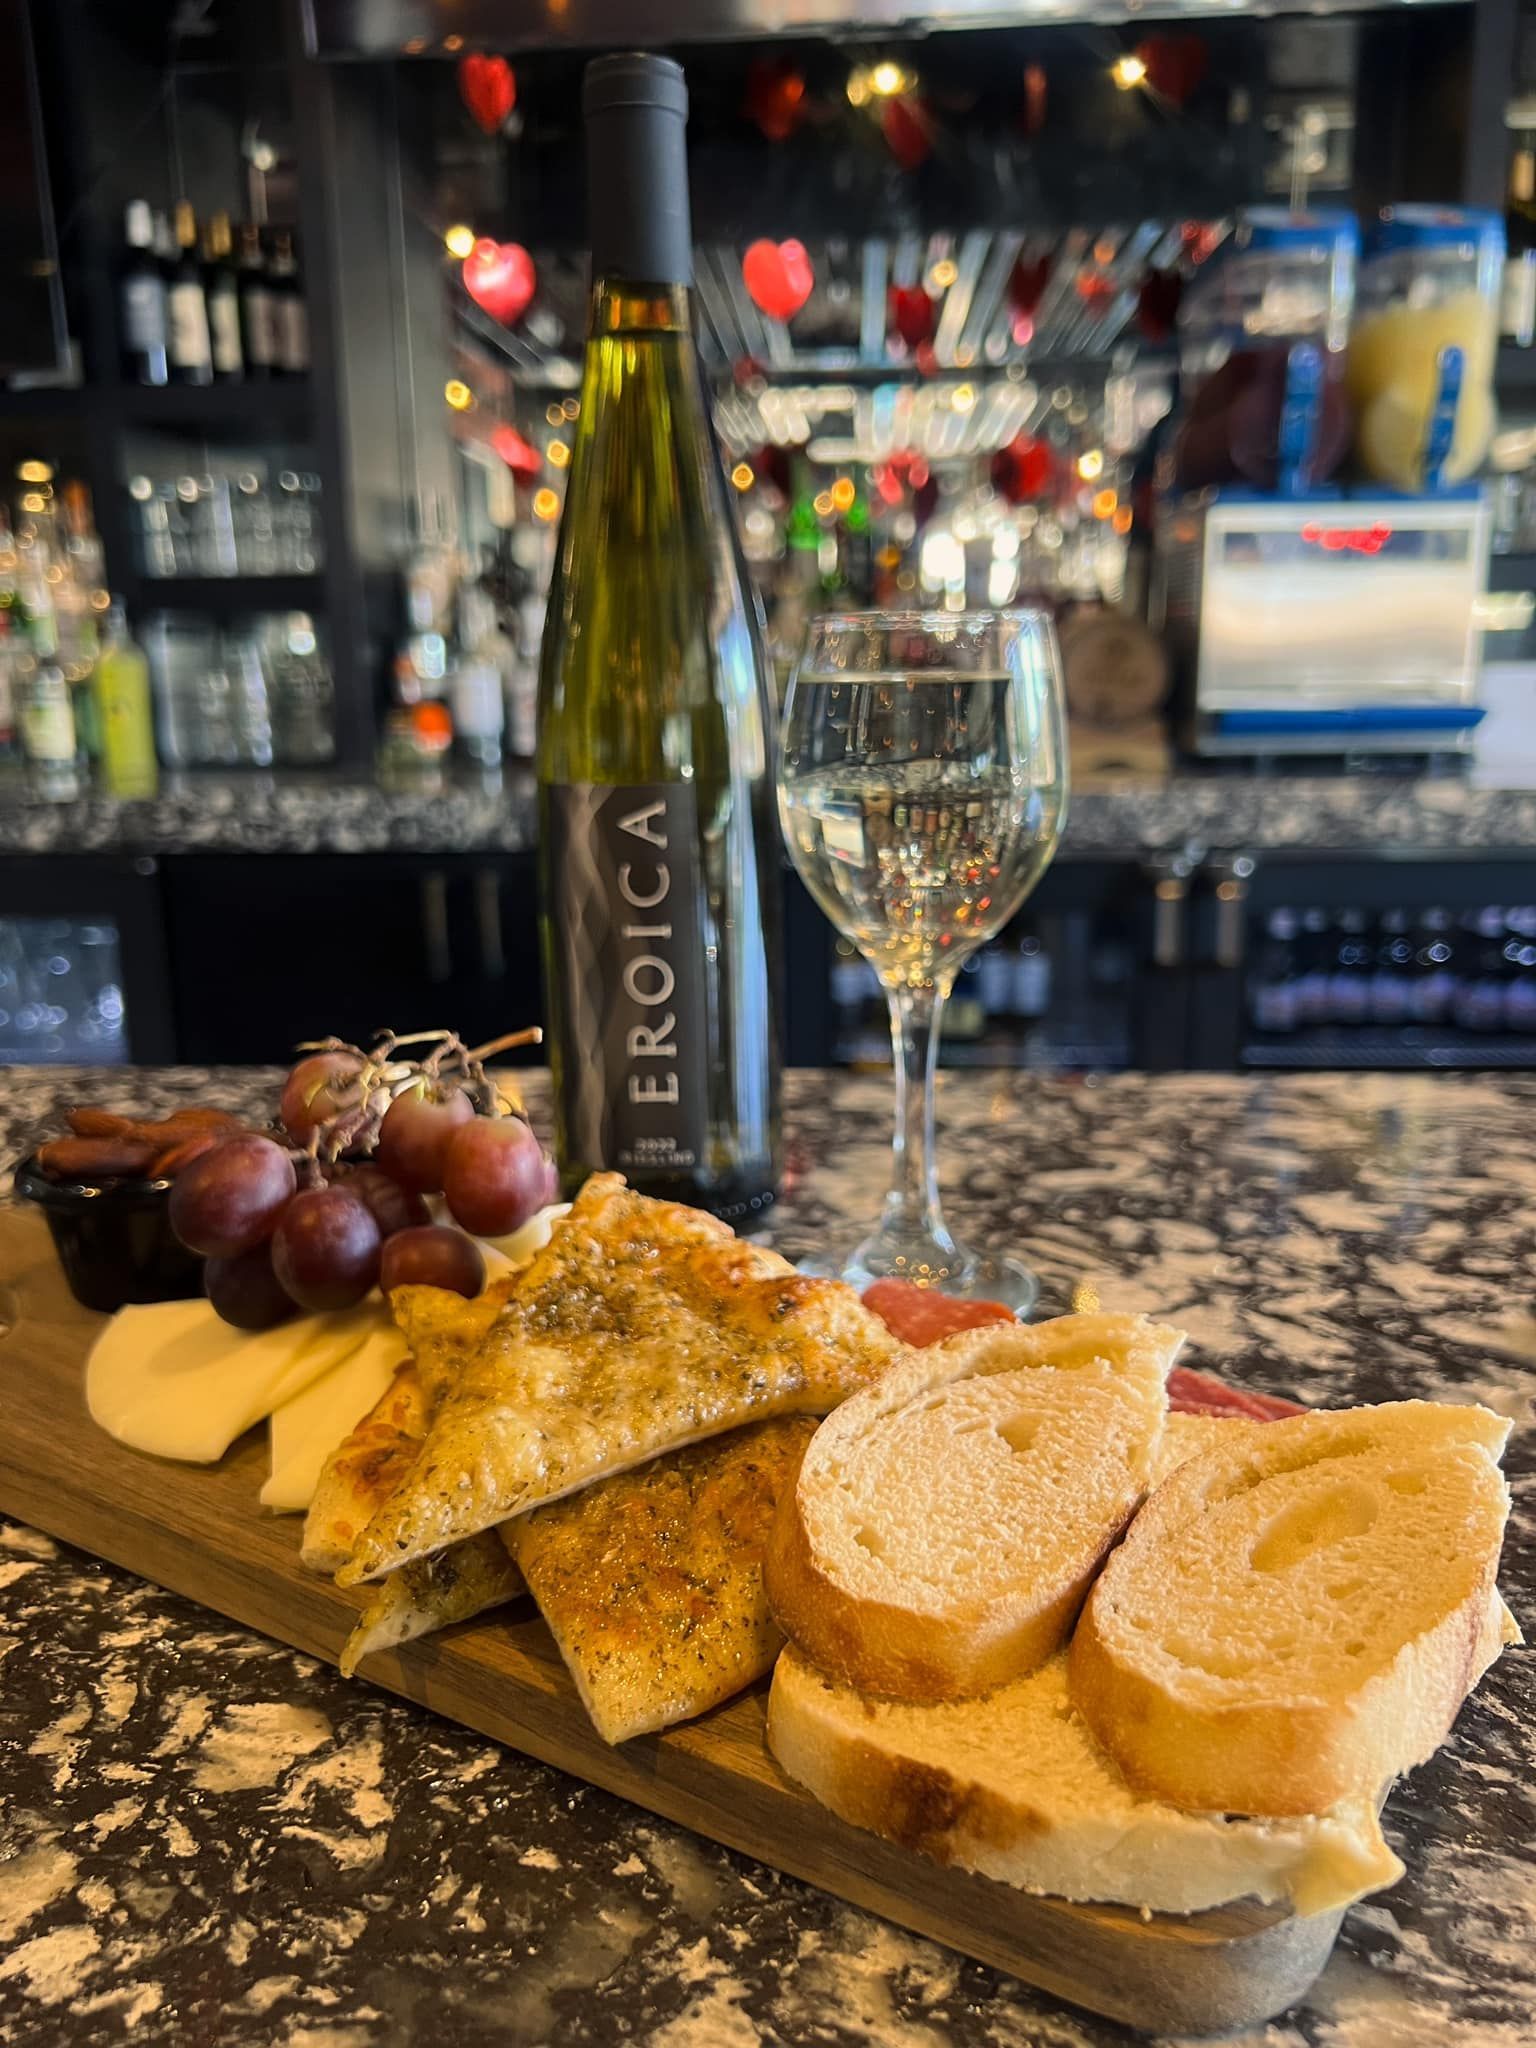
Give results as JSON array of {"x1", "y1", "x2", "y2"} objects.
[
  {"x1": 86, "y1": 1298, "x2": 386, "y2": 1463},
  {"x1": 261, "y1": 1325, "x2": 411, "y2": 1513}
]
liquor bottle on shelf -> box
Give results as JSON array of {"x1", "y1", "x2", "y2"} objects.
[
  {"x1": 203, "y1": 212, "x2": 244, "y2": 382},
  {"x1": 19, "y1": 656, "x2": 80, "y2": 802},
  {"x1": 267, "y1": 230, "x2": 309, "y2": 377},
  {"x1": 1410, "y1": 908, "x2": 1457, "y2": 1026},
  {"x1": 166, "y1": 202, "x2": 213, "y2": 387},
  {"x1": 120, "y1": 200, "x2": 169, "y2": 386},
  {"x1": 537, "y1": 53, "x2": 782, "y2": 1221},
  {"x1": 1370, "y1": 910, "x2": 1415, "y2": 1027},
  {"x1": 1249, "y1": 907, "x2": 1299, "y2": 1033},
  {"x1": 1452, "y1": 908, "x2": 1509, "y2": 1032},
  {"x1": 92, "y1": 604, "x2": 158, "y2": 799},
  {"x1": 1504, "y1": 106, "x2": 1536, "y2": 348},
  {"x1": 1326, "y1": 910, "x2": 1373, "y2": 1027},
  {"x1": 236, "y1": 223, "x2": 278, "y2": 379}
]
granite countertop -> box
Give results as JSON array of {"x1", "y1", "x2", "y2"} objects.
[
  {"x1": 7, "y1": 767, "x2": 1536, "y2": 859},
  {"x1": 2, "y1": 1067, "x2": 1533, "y2": 2047}
]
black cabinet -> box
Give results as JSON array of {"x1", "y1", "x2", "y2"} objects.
[
  {"x1": 164, "y1": 853, "x2": 544, "y2": 1064},
  {"x1": 0, "y1": 854, "x2": 176, "y2": 1064}
]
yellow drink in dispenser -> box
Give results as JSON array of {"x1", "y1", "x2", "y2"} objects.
[{"x1": 1348, "y1": 208, "x2": 1503, "y2": 492}]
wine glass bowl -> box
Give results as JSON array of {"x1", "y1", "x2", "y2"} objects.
[{"x1": 778, "y1": 611, "x2": 1068, "y2": 1313}]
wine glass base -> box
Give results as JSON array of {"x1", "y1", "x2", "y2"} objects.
[{"x1": 793, "y1": 1244, "x2": 1040, "y2": 1320}]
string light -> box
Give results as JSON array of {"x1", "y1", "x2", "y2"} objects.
[
  {"x1": 813, "y1": 490, "x2": 835, "y2": 517},
  {"x1": 1112, "y1": 504, "x2": 1134, "y2": 535},
  {"x1": 444, "y1": 224, "x2": 477, "y2": 259},
  {"x1": 870, "y1": 60, "x2": 914, "y2": 96},
  {"x1": 830, "y1": 476, "x2": 855, "y2": 512},
  {"x1": 546, "y1": 440, "x2": 570, "y2": 469},
  {"x1": 951, "y1": 384, "x2": 976, "y2": 413},
  {"x1": 532, "y1": 487, "x2": 560, "y2": 521},
  {"x1": 545, "y1": 403, "x2": 565, "y2": 426},
  {"x1": 929, "y1": 259, "x2": 958, "y2": 290},
  {"x1": 16, "y1": 459, "x2": 52, "y2": 484},
  {"x1": 1111, "y1": 54, "x2": 1147, "y2": 90},
  {"x1": 444, "y1": 379, "x2": 474, "y2": 411},
  {"x1": 730, "y1": 462, "x2": 755, "y2": 491},
  {"x1": 1076, "y1": 448, "x2": 1104, "y2": 481},
  {"x1": 1092, "y1": 488, "x2": 1118, "y2": 520}
]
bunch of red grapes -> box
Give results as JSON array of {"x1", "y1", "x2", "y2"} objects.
[{"x1": 169, "y1": 1033, "x2": 556, "y2": 1330}]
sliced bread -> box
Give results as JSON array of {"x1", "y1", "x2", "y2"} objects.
[
  {"x1": 764, "y1": 1312, "x2": 1183, "y2": 1703},
  {"x1": 1070, "y1": 1399, "x2": 1518, "y2": 1816},
  {"x1": 767, "y1": 1644, "x2": 1403, "y2": 1919}
]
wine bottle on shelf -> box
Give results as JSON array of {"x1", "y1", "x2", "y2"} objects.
[
  {"x1": 236, "y1": 223, "x2": 278, "y2": 379},
  {"x1": 267, "y1": 230, "x2": 309, "y2": 377},
  {"x1": 203, "y1": 212, "x2": 244, "y2": 382},
  {"x1": 166, "y1": 202, "x2": 213, "y2": 387},
  {"x1": 536, "y1": 52, "x2": 782, "y2": 1222},
  {"x1": 120, "y1": 200, "x2": 169, "y2": 386}
]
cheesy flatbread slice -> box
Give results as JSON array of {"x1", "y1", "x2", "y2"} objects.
[
  {"x1": 339, "y1": 1174, "x2": 898, "y2": 1585},
  {"x1": 508, "y1": 1416, "x2": 816, "y2": 1743}
]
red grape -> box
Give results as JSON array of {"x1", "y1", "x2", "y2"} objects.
[
  {"x1": 376, "y1": 1081, "x2": 475, "y2": 1193},
  {"x1": 340, "y1": 1164, "x2": 431, "y2": 1239},
  {"x1": 379, "y1": 1225, "x2": 486, "y2": 1300},
  {"x1": 280, "y1": 1052, "x2": 363, "y2": 1142},
  {"x1": 168, "y1": 1135, "x2": 298, "y2": 1259},
  {"x1": 271, "y1": 1188, "x2": 381, "y2": 1312},
  {"x1": 205, "y1": 1242, "x2": 299, "y2": 1330},
  {"x1": 441, "y1": 1117, "x2": 551, "y2": 1237}
]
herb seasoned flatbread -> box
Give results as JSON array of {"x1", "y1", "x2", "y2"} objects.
[
  {"x1": 338, "y1": 1174, "x2": 898, "y2": 1585},
  {"x1": 508, "y1": 1416, "x2": 816, "y2": 1742}
]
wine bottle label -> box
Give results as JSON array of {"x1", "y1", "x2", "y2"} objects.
[
  {"x1": 279, "y1": 298, "x2": 309, "y2": 373},
  {"x1": 122, "y1": 275, "x2": 166, "y2": 349},
  {"x1": 546, "y1": 782, "x2": 709, "y2": 1176},
  {"x1": 209, "y1": 292, "x2": 243, "y2": 374},
  {"x1": 168, "y1": 283, "x2": 212, "y2": 368}
]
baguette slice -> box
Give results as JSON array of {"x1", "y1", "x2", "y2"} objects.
[
  {"x1": 765, "y1": 1312, "x2": 1183, "y2": 1703},
  {"x1": 1071, "y1": 1399, "x2": 1518, "y2": 1816},
  {"x1": 767, "y1": 1645, "x2": 1403, "y2": 1919}
]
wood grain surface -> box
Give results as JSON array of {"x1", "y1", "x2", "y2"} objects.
[{"x1": 0, "y1": 1207, "x2": 1343, "y2": 2036}]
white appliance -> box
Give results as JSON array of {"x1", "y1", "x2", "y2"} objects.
[{"x1": 1157, "y1": 487, "x2": 1493, "y2": 755}]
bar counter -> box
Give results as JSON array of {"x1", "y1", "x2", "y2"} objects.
[
  {"x1": 7, "y1": 765, "x2": 1536, "y2": 857},
  {"x1": 2, "y1": 1067, "x2": 1532, "y2": 2047}
]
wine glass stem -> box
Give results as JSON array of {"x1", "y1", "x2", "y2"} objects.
[{"x1": 883, "y1": 980, "x2": 956, "y2": 1255}]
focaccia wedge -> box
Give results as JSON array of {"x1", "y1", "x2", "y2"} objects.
[
  {"x1": 507, "y1": 1416, "x2": 816, "y2": 1743},
  {"x1": 338, "y1": 1174, "x2": 899, "y2": 1585},
  {"x1": 303, "y1": 1359, "x2": 525, "y2": 1672}
]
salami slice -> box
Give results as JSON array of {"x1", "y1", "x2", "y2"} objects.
[{"x1": 861, "y1": 1282, "x2": 1305, "y2": 1421}]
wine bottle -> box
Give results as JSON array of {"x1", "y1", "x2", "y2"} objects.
[
  {"x1": 166, "y1": 202, "x2": 213, "y2": 387},
  {"x1": 120, "y1": 200, "x2": 169, "y2": 386},
  {"x1": 203, "y1": 212, "x2": 244, "y2": 381},
  {"x1": 237, "y1": 223, "x2": 278, "y2": 379},
  {"x1": 536, "y1": 52, "x2": 782, "y2": 1224}
]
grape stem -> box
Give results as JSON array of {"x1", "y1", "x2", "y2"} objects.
[{"x1": 286, "y1": 1021, "x2": 542, "y2": 1161}]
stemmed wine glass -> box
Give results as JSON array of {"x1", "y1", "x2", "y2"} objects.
[{"x1": 777, "y1": 611, "x2": 1069, "y2": 1314}]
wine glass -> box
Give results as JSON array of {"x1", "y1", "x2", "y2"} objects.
[{"x1": 778, "y1": 610, "x2": 1068, "y2": 1314}]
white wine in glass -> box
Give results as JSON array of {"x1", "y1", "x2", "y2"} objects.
[{"x1": 778, "y1": 611, "x2": 1068, "y2": 1313}]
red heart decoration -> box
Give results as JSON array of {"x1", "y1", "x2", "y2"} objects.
[
  {"x1": 888, "y1": 284, "x2": 936, "y2": 351},
  {"x1": 462, "y1": 239, "x2": 536, "y2": 325},
  {"x1": 458, "y1": 54, "x2": 517, "y2": 136},
  {"x1": 742, "y1": 239, "x2": 814, "y2": 323},
  {"x1": 743, "y1": 58, "x2": 807, "y2": 144},
  {"x1": 881, "y1": 96, "x2": 932, "y2": 171},
  {"x1": 491, "y1": 424, "x2": 541, "y2": 481}
]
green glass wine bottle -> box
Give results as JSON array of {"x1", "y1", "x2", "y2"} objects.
[{"x1": 536, "y1": 53, "x2": 782, "y2": 1225}]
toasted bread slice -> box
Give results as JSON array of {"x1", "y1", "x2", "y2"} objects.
[
  {"x1": 767, "y1": 1645, "x2": 1403, "y2": 1919},
  {"x1": 507, "y1": 1416, "x2": 815, "y2": 1743},
  {"x1": 1070, "y1": 1399, "x2": 1518, "y2": 1816},
  {"x1": 338, "y1": 1175, "x2": 898, "y2": 1585},
  {"x1": 764, "y1": 1313, "x2": 1182, "y2": 1703}
]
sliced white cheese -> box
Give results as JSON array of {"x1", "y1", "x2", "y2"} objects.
[
  {"x1": 86, "y1": 1297, "x2": 387, "y2": 1463},
  {"x1": 260, "y1": 1323, "x2": 410, "y2": 1514},
  {"x1": 476, "y1": 1201, "x2": 571, "y2": 1277}
]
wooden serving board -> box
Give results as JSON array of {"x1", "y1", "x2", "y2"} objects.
[{"x1": 0, "y1": 1209, "x2": 1342, "y2": 2037}]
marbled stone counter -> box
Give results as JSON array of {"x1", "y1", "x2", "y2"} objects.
[
  {"x1": 2, "y1": 1067, "x2": 1533, "y2": 2047},
  {"x1": 6, "y1": 768, "x2": 1536, "y2": 859}
]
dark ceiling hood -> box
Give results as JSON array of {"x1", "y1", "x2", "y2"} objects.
[{"x1": 305, "y1": 0, "x2": 1463, "y2": 60}]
